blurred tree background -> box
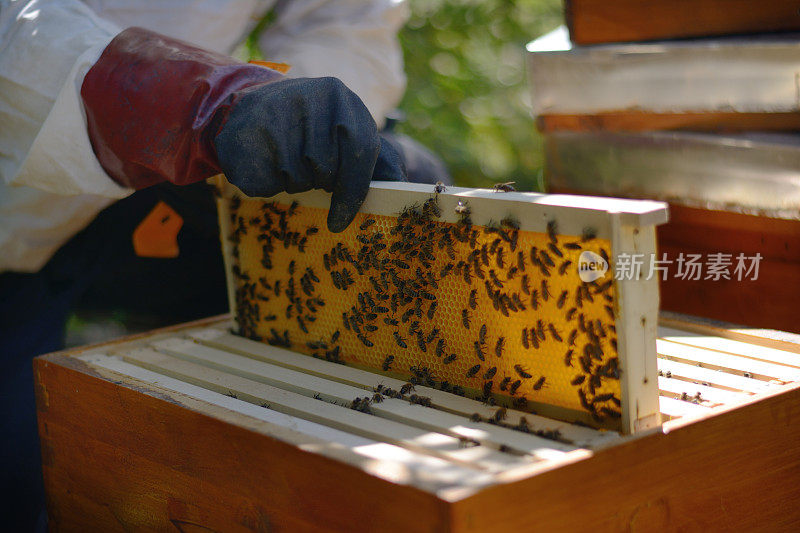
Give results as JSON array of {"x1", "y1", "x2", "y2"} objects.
[{"x1": 397, "y1": 0, "x2": 563, "y2": 191}]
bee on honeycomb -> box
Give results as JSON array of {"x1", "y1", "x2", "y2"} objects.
[{"x1": 222, "y1": 187, "x2": 622, "y2": 428}]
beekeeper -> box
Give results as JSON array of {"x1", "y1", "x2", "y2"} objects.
[{"x1": 0, "y1": 0, "x2": 414, "y2": 528}]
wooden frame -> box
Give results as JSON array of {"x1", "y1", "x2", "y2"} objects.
[
  {"x1": 536, "y1": 111, "x2": 800, "y2": 134},
  {"x1": 547, "y1": 186, "x2": 800, "y2": 334},
  {"x1": 35, "y1": 315, "x2": 800, "y2": 530},
  {"x1": 214, "y1": 178, "x2": 669, "y2": 434},
  {"x1": 565, "y1": 0, "x2": 800, "y2": 46}
]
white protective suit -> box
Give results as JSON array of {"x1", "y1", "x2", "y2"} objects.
[{"x1": 0, "y1": 0, "x2": 408, "y2": 273}]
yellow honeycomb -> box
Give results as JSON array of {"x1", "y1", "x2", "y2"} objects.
[{"x1": 222, "y1": 194, "x2": 621, "y2": 429}]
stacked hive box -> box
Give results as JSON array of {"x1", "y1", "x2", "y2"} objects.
[{"x1": 527, "y1": 8, "x2": 800, "y2": 332}]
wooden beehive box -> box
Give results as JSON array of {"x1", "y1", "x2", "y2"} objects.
[
  {"x1": 215, "y1": 181, "x2": 668, "y2": 434},
  {"x1": 527, "y1": 28, "x2": 800, "y2": 134},
  {"x1": 35, "y1": 313, "x2": 800, "y2": 530},
  {"x1": 564, "y1": 0, "x2": 800, "y2": 45}
]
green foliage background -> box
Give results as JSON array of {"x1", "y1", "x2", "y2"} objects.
[{"x1": 397, "y1": 0, "x2": 562, "y2": 190}]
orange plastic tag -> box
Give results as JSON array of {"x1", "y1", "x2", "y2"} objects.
[
  {"x1": 248, "y1": 60, "x2": 292, "y2": 74},
  {"x1": 132, "y1": 201, "x2": 183, "y2": 258}
]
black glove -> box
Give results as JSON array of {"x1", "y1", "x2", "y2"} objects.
[{"x1": 214, "y1": 77, "x2": 407, "y2": 232}]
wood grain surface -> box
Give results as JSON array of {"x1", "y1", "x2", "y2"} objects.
[{"x1": 565, "y1": 0, "x2": 800, "y2": 45}]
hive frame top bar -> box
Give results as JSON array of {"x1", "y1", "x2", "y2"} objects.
[{"x1": 228, "y1": 181, "x2": 669, "y2": 239}]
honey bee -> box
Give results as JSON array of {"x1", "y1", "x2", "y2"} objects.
[
  {"x1": 593, "y1": 392, "x2": 615, "y2": 403},
  {"x1": 427, "y1": 301, "x2": 438, "y2": 320},
  {"x1": 496, "y1": 248, "x2": 505, "y2": 269},
  {"x1": 514, "y1": 365, "x2": 532, "y2": 379},
  {"x1": 492, "y1": 407, "x2": 507, "y2": 423},
  {"x1": 410, "y1": 394, "x2": 433, "y2": 407},
  {"x1": 541, "y1": 218, "x2": 556, "y2": 241},
  {"x1": 512, "y1": 396, "x2": 528, "y2": 410},
  {"x1": 393, "y1": 331, "x2": 407, "y2": 349},
  {"x1": 510, "y1": 380, "x2": 522, "y2": 395},
  {"x1": 536, "y1": 320, "x2": 546, "y2": 341},
  {"x1": 495, "y1": 337, "x2": 505, "y2": 358},
  {"x1": 489, "y1": 269, "x2": 504, "y2": 288},
  {"x1": 548, "y1": 242, "x2": 563, "y2": 258},
  {"x1": 436, "y1": 339, "x2": 446, "y2": 357},
  {"x1": 443, "y1": 354, "x2": 457, "y2": 364},
  {"x1": 474, "y1": 341, "x2": 486, "y2": 361},
  {"x1": 416, "y1": 332, "x2": 427, "y2": 352},
  {"x1": 530, "y1": 289, "x2": 539, "y2": 310},
  {"x1": 529, "y1": 330, "x2": 540, "y2": 349},
  {"x1": 357, "y1": 333, "x2": 373, "y2": 347},
  {"x1": 478, "y1": 324, "x2": 488, "y2": 344},
  {"x1": 556, "y1": 290, "x2": 568, "y2": 309},
  {"x1": 548, "y1": 324, "x2": 563, "y2": 342},
  {"x1": 568, "y1": 329, "x2": 578, "y2": 346},
  {"x1": 532, "y1": 376, "x2": 546, "y2": 390},
  {"x1": 558, "y1": 260, "x2": 572, "y2": 276},
  {"x1": 493, "y1": 181, "x2": 516, "y2": 192},
  {"x1": 499, "y1": 376, "x2": 512, "y2": 391},
  {"x1": 541, "y1": 280, "x2": 551, "y2": 301},
  {"x1": 564, "y1": 349, "x2": 574, "y2": 367},
  {"x1": 571, "y1": 375, "x2": 586, "y2": 386},
  {"x1": 522, "y1": 328, "x2": 530, "y2": 349},
  {"x1": 511, "y1": 292, "x2": 525, "y2": 311},
  {"x1": 382, "y1": 355, "x2": 395, "y2": 371},
  {"x1": 594, "y1": 279, "x2": 612, "y2": 294},
  {"x1": 461, "y1": 309, "x2": 471, "y2": 329},
  {"x1": 467, "y1": 364, "x2": 481, "y2": 377},
  {"x1": 297, "y1": 316, "x2": 308, "y2": 333},
  {"x1": 484, "y1": 367, "x2": 498, "y2": 380},
  {"x1": 600, "y1": 407, "x2": 621, "y2": 419},
  {"x1": 400, "y1": 383, "x2": 415, "y2": 395},
  {"x1": 540, "y1": 250, "x2": 555, "y2": 268}
]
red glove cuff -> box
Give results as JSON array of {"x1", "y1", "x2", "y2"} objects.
[{"x1": 81, "y1": 27, "x2": 283, "y2": 189}]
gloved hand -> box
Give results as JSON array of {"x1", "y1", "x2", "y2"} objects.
[{"x1": 81, "y1": 27, "x2": 406, "y2": 232}]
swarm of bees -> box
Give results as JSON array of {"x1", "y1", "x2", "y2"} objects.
[{"x1": 225, "y1": 182, "x2": 622, "y2": 427}]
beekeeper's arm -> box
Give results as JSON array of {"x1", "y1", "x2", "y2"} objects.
[{"x1": 1, "y1": 0, "x2": 406, "y2": 234}]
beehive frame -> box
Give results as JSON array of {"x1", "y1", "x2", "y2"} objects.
[{"x1": 214, "y1": 178, "x2": 668, "y2": 434}]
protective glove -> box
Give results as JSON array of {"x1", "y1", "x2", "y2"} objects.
[{"x1": 81, "y1": 27, "x2": 406, "y2": 232}]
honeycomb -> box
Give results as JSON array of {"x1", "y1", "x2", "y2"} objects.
[{"x1": 222, "y1": 193, "x2": 621, "y2": 429}]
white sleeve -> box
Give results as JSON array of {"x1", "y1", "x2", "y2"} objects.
[
  {"x1": 257, "y1": 0, "x2": 408, "y2": 129},
  {"x1": 0, "y1": 0, "x2": 131, "y2": 198}
]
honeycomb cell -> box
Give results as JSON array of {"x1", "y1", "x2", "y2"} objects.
[{"x1": 223, "y1": 194, "x2": 621, "y2": 429}]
